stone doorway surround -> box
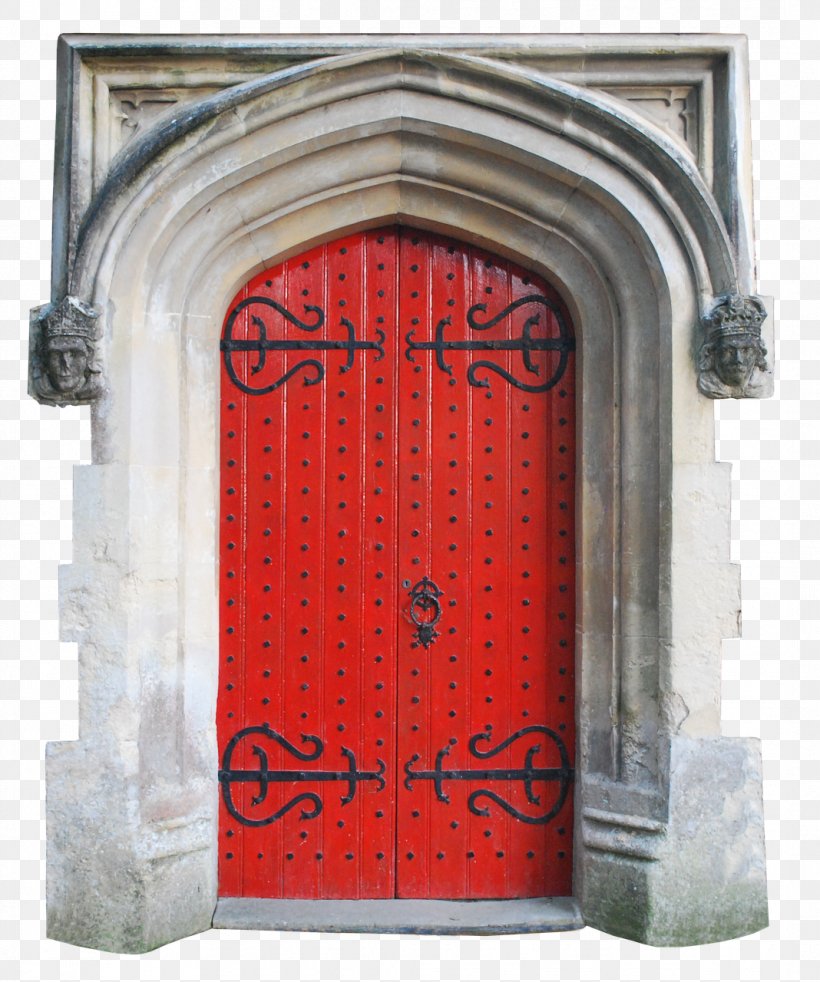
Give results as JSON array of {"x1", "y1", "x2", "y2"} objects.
[{"x1": 32, "y1": 34, "x2": 772, "y2": 953}]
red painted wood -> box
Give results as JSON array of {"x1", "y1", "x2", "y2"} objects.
[{"x1": 218, "y1": 226, "x2": 575, "y2": 901}]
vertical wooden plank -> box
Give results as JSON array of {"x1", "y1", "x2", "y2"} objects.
[
  {"x1": 467, "y1": 243, "x2": 497, "y2": 900},
  {"x1": 422, "y1": 234, "x2": 471, "y2": 897},
  {"x1": 395, "y1": 228, "x2": 433, "y2": 896},
  {"x1": 217, "y1": 282, "x2": 249, "y2": 897},
  {"x1": 360, "y1": 227, "x2": 398, "y2": 897},
  {"x1": 465, "y1": 244, "x2": 513, "y2": 900},
  {"x1": 317, "y1": 233, "x2": 361, "y2": 897},
  {"x1": 507, "y1": 263, "x2": 551, "y2": 896},
  {"x1": 247, "y1": 261, "x2": 288, "y2": 898},
  {"x1": 543, "y1": 282, "x2": 576, "y2": 897},
  {"x1": 280, "y1": 244, "x2": 325, "y2": 899}
]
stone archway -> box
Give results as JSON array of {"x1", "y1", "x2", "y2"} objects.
[{"x1": 36, "y1": 36, "x2": 769, "y2": 952}]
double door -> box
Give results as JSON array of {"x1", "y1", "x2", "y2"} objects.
[{"x1": 217, "y1": 226, "x2": 575, "y2": 900}]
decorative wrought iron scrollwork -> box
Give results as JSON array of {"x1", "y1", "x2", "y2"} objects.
[
  {"x1": 219, "y1": 724, "x2": 386, "y2": 826},
  {"x1": 404, "y1": 294, "x2": 575, "y2": 393},
  {"x1": 220, "y1": 296, "x2": 385, "y2": 395},
  {"x1": 403, "y1": 725, "x2": 573, "y2": 825},
  {"x1": 407, "y1": 576, "x2": 443, "y2": 649}
]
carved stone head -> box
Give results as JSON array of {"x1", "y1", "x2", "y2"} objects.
[
  {"x1": 697, "y1": 294, "x2": 769, "y2": 399},
  {"x1": 44, "y1": 334, "x2": 94, "y2": 393},
  {"x1": 29, "y1": 297, "x2": 103, "y2": 406}
]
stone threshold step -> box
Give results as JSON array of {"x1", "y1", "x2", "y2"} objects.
[{"x1": 213, "y1": 896, "x2": 583, "y2": 936}]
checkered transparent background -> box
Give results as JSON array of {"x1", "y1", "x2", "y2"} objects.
[{"x1": 2, "y1": 2, "x2": 817, "y2": 979}]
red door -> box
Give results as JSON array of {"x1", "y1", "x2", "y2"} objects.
[{"x1": 217, "y1": 227, "x2": 575, "y2": 901}]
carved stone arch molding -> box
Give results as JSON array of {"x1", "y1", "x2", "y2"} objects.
[{"x1": 36, "y1": 35, "x2": 771, "y2": 952}]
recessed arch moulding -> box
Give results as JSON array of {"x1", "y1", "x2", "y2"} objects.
[{"x1": 33, "y1": 35, "x2": 771, "y2": 952}]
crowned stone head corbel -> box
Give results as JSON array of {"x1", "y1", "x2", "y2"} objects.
[
  {"x1": 29, "y1": 296, "x2": 104, "y2": 407},
  {"x1": 697, "y1": 294, "x2": 772, "y2": 399}
]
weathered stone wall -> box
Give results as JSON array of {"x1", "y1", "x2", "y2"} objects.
[{"x1": 36, "y1": 35, "x2": 768, "y2": 952}]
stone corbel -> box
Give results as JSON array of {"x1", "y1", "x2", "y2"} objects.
[
  {"x1": 29, "y1": 296, "x2": 104, "y2": 407},
  {"x1": 697, "y1": 293, "x2": 773, "y2": 399}
]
